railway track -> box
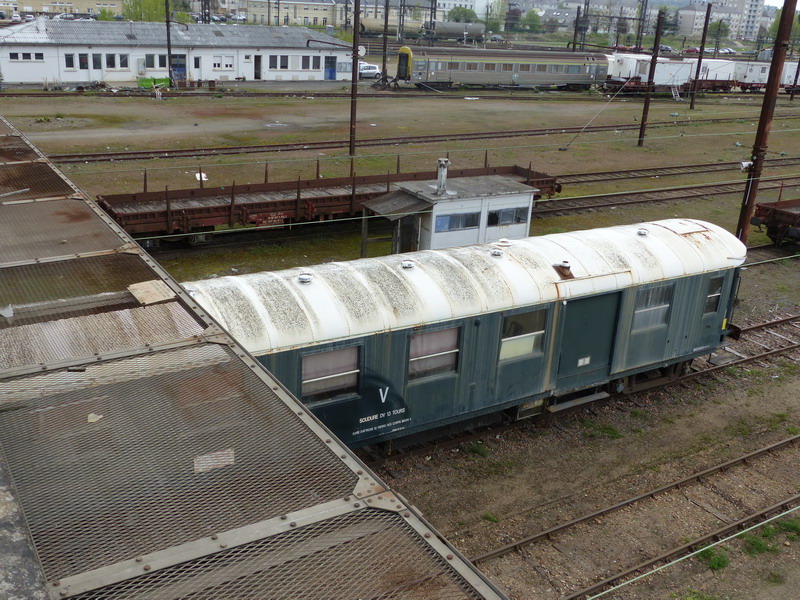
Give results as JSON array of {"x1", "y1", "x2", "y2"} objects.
[
  {"x1": 49, "y1": 114, "x2": 800, "y2": 164},
  {"x1": 473, "y1": 432, "x2": 800, "y2": 599},
  {"x1": 532, "y1": 175, "x2": 800, "y2": 217}
]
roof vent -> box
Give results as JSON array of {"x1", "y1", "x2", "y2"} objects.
[
  {"x1": 214, "y1": 30, "x2": 224, "y2": 37},
  {"x1": 553, "y1": 260, "x2": 574, "y2": 280},
  {"x1": 637, "y1": 228, "x2": 649, "y2": 237},
  {"x1": 298, "y1": 272, "x2": 313, "y2": 284},
  {"x1": 490, "y1": 248, "x2": 504, "y2": 257},
  {"x1": 495, "y1": 238, "x2": 512, "y2": 247},
  {"x1": 400, "y1": 259, "x2": 415, "y2": 270},
  {"x1": 434, "y1": 157, "x2": 450, "y2": 196}
]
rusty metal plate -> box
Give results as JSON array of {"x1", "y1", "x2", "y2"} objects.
[
  {"x1": 0, "y1": 198, "x2": 124, "y2": 263},
  {"x1": 0, "y1": 254, "x2": 158, "y2": 328},
  {"x1": 68, "y1": 509, "x2": 486, "y2": 600},
  {"x1": 0, "y1": 162, "x2": 76, "y2": 201},
  {"x1": 0, "y1": 343, "x2": 358, "y2": 582},
  {"x1": 0, "y1": 136, "x2": 41, "y2": 163}
]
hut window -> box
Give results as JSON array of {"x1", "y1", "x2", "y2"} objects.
[
  {"x1": 302, "y1": 347, "x2": 359, "y2": 401},
  {"x1": 409, "y1": 328, "x2": 459, "y2": 380},
  {"x1": 434, "y1": 212, "x2": 480, "y2": 232},
  {"x1": 487, "y1": 207, "x2": 528, "y2": 226},
  {"x1": 65, "y1": 54, "x2": 74, "y2": 68}
]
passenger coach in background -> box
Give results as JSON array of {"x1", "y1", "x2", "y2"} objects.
[{"x1": 184, "y1": 220, "x2": 746, "y2": 447}]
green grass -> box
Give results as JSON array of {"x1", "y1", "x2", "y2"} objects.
[
  {"x1": 739, "y1": 532, "x2": 780, "y2": 556},
  {"x1": 676, "y1": 592, "x2": 719, "y2": 600},
  {"x1": 696, "y1": 546, "x2": 730, "y2": 570},
  {"x1": 580, "y1": 419, "x2": 623, "y2": 439},
  {"x1": 467, "y1": 442, "x2": 490, "y2": 458},
  {"x1": 482, "y1": 512, "x2": 499, "y2": 523}
]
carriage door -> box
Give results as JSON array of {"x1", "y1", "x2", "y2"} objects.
[
  {"x1": 324, "y1": 56, "x2": 337, "y2": 80},
  {"x1": 555, "y1": 292, "x2": 620, "y2": 392}
]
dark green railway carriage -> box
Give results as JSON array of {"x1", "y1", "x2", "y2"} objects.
[{"x1": 185, "y1": 219, "x2": 746, "y2": 448}]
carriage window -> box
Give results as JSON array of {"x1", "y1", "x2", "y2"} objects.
[
  {"x1": 536, "y1": 64, "x2": 547, "y2": 72},
  {"x1": 302, "y1": 346, "x2": 359, "y2": 401},
  {"x1": 483, "y1": 63, "x2": 496, "y2": 71},
  {"x1": 632, "y1": 285, "x2": 674, "y2": 331},
  {"x1": 704, "y1": 277, "x2": 724, "y2": 313},
  {"x1": 501, "y1": 63, "x2": 514, "y2": 71},
  {"x1": 551, "y1": 64, "x2": 563, "y2": 73},
  {"x1": 500, "y1": 310, "x2": 546, "y2": 361},
  {"x1": 409, "y1": 328, "x2": 459, "y2": 380},
  {"x1": 466, "y1": 62, "x2": 479, "y2": 70},
  {"x1": 519, "y1": 64, "x2": 531, "y2": 72},
  {"x1": 488, "y1": 207, "x2": 528, "y2": 226},
  {"x1": 447, "y1": 61, "x2": 460, "y2": 70},
  {"x1": 566, "y1": 65, "x2": 581, "y2": 73},
  {"x1": 435, "y1": 212, "x2": 480, "y2": 232}
]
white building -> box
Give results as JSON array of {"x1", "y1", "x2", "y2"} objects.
[{"x1": 0, "y1": 19, "x2": 352, "y2": 85}]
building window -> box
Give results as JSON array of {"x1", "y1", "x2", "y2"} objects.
[
  {"x1": 92, "y1": 53, "x2": 102, "y2": 70},
  {"x1": 213, "y1": 55, "x2": 222, "y2": 68},
  {"x1": 434, "y1": 212, "x2": 480, "y2": 232},
  {"x1": 313, "y1": 16, "x2": 317, "y2": 24},
  {"x1": 244, "y1": 54, "x2": 251, "y2": 61},
  {"x1": 313, "y1": 56, "x2": 320, "y2": 69},
  {"x1": 488, "y1": 207, "x2": 528, "y2": 226},
  {"x1": 704, "y1": 277, "x2": 724, "y2": 313},
  {"x1": 35, "y1": 52, "x2": 43, "y2": 60},
  {"x1": 65, "y1": 54, "x2": 74, "y2": 68},
  {"x1": 301, "y1": 347, "x2": 359, "y2": 401},
  {"x1": 106, "y1": 53, "x2": 116, "y2": 68},
  {"x1": 79, "y1": 54, "x2": 88, "y2": 69},
  {"x1": 323, "y1": 17, "x2": 327, "y2": 25},
  {"x1": 632, "y1": 285, "x2": 674, "y2": 332},
  {"x1": 269, "y1": 55, "x2": 277, "y2": 69},
  {"x1": 158, "y1": 54, "x2": 167, "y2": 68},
  {"x1": 499, "y1": 310, "x2": 546, "y2": 361},
  {"x1": 119, "y1": 54, "x2": 128, "y2": 68},
  {"x1": 280, "y1": 55, "x2": 288, "y2": 69},
  {"x1": 194, "y1": 56, "x2": 201, "y2": 69},
  {"x1": 224, "y1": 56, "x2": 234, "y2": 69},
  {"x1": 302, "y1": 55, "x2": 310, "y2": 69},
  {"x1": 303, "y1": 16, "x2": 308, "y2": 24},
  {"x1": 22, "y1": 52, "x2": 31, "y2": 60},
  {"x1": 409, "y1": 328, "x2": 459, "y2": 380},
  {"x1": 9, "y1": 53, "x2": 18, "y2": 60},
  {"x1": 145, "y1": 54, "x2": 155, "y2": 68}
]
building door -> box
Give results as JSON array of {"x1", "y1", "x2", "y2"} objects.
[
  {"x1": 171, "y1": 54, "x2": 187, "y2": 80},
  {"x1": 324, "y1": 56, "x2": 336, "y2": 80},
  {"x1": 555, "y1": 292, "x2": 620, "y2": 392},
  {"x1": 254, "y1": 55, "x2": 262, "y2": 80}
]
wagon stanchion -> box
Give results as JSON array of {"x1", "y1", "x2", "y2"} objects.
[
  {"x1": 295, "y1": 176, "x2": 302, "y2": 220},
  {"x1": 316, "y1": 158, "x2": 321, "y2": 179},
  {"x1": 143, "y1": 169, "x2": 148, "y2": 193},
  {"x1": 350, "y1": 157, "x2": 355, "y2": 178},
  {"x1": 198, "y1": 165, "x2": 204, "y2": 189},
  {"x1": 350, "y1": 172, "x2": 357, "y2": 214},
  {"x1": 263, "y1": 162, "x2": 269, "y2": 184},
  {"x1": 484, "y1": 149, "x2": 489, "y2": 168},
  {"x1": 164, "y1": 186, "x2": 170, "y2": 233},
  {"x1": 229, "y1": 182, "x2": 236, "y2": 228},
  {"x1": 396, "y1": 154, "x2": 401, "y2": 173}
]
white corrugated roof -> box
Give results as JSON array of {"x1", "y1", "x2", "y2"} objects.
[
  {"x1": 183, "y1": 219, "x2": 747, "y2": 355},
  {"x1": 0, "y1": 20, "x2": 349, "y2": 50}
]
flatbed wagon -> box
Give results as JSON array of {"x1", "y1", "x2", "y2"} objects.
[{"x1": 752, "y1": 198, "x2": 800, "y2": 245}]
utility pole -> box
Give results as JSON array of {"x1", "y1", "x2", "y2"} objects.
[
  {"x1": 349, "y1": 0, "x2": 361, "y2": 156},
  {"x1": 638, "y1": 9, "x2": 664, "y2": 147},
  {"x1": 735, "y1": 0, "x2": 798, "y2": 243},
  {"x1": 381, "y1": 0, "x2": 389, "y2": 78},
  {"x1": 571, "y1": 6, "x2": 581, "y2": 52},
  {"x1": 690, "y1": 2, "x2": 712, "y2": 110},
  {"x1": 164, "y1": 0, "x2": 173, "y2": 86}
]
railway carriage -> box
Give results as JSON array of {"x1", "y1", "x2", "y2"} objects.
[
  {"x1": 184, "y1": 219, "x2": 746, "y2": 447},
  {"x1": 410, "y1": 48, "x2": 609, "y2": 89}
]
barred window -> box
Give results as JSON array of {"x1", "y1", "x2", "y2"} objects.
[
  {"x1": 302, "y1": 347, "x2": 359, "y2": 401},
  {"x1": 409, "y1": 328, "x2": 459, "y2": 380},
  {"x1": 632, "y1": 285, "x2": 674, "y2": 331},
  {"x1": 500, "y1": 310, "x2": 546, "y2": 361},
  {"x1": 704, "y1": 277, "x2": 724, "y2": 314}
]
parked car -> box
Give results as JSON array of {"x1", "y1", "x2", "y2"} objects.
[
  {"x1": 684, "y1": 46, "x2": 700, "y2": 54},
  {"x1": 359, "y1": 63, "x2": 381, "y2": 79},
  {"x1": 490, "y1": 34, "x2": 504, "y2": 42},
  {"x1": 24, "y1": 14, "x2": 34, "y2": 21},
  {"x1": 229, "y1": 14, "x2": 247, "y2": 21},
  {"x1": 719, "y1": 47, "x2": 736, "y2": 54},
  {"x1": 10, "y1": 13, "x2": 21, "y2": 22},
  {"x1": 53, "y1": 13, "x2": 75, "y2": 19}
]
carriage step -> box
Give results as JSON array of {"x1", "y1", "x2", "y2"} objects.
[{"x1": 547, "y1": 391, "x2": 610, "y2": 413}]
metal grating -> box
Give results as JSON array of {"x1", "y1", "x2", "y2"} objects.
[
  {"x1": 0, "y1": 136, "x2": 41, "y2": 163},
  {"x1": 70, "y1": 509, "x2": 485, "y2": 600},
  {"x1": 0, "y1": 302, "x2": 205, "y2": 369},
  {"x1": 0, "y1": 254, "x2": 161, "y2": 328},
  {"x1": 0, "y1": 198, "x2": 124, "y2": 263},
  {"x1": 0, "y1": 162, "x2": 76, "y2": 201},
  {"x1": 0, "y1": 343, "x2": 358, "y2": 581}
]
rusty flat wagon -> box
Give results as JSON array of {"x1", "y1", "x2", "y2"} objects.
[{"x1": 752, "y1": 198, "x2": 800, "y2": 244}]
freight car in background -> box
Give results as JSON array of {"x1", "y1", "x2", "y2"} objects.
[
  {"x1": 411, "y1": 48, "x2": 609, "y2": 89},
  {"x1": 751, "y1": 198, "x2": 800, "y2": 245},
  {"x1": 420, "y1": 20, "x2": 486, "y2": 43},
  {"x1": 184, "y1": 219, "x2": 746, "y2": 448}
]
